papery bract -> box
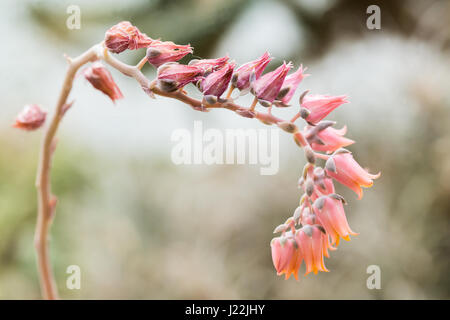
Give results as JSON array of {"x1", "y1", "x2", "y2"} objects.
[
  {"x1": 104, "y1": 21, "x2": 153, "y2": 54},
  {"x1": 13, "y1": 104, "x2": 47, "y2": 131},
  {"x1": 325, "y1": 150, "x2": 380, "y2": 199},
  {"x1": 232, "y1": 52, "x2": 272, "y2": 91},
  {"x1": 146, "y1": 41, "x2": 193, "y2": 67},
  {"x1": 301, "y1": 94, "x2": 348, "y2": 124},
  {"x1": 157, "y1": 63, "x2": 203, "y2": 92},
  {"x1": 200, "y1": 63, "x2": 235, "y2": 98},
  {"x1": 275, "y1": 65, "x2": 308, "y2": 107},
  {"x1": 251, "y1": 62, "x2": 292, "y2": 104},
  {"x1": 84, "y1": 62, "x2": 124, "y2": 103}
]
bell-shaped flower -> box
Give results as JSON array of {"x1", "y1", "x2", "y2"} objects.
[
  {"x1": 295, "y1": 225, "x2": 329, "y2": 275},
  {"x1": 13, "y1": 104, "x2": 47, "y2": 131},
  {"x1": 156, "y1": 63, "x2": 203, "y2": 92},
  {"x1": 305, "y1": 122, "x2": 354, "y2": 154},
  {"x1": 313, "y1": 194, "x2": 357, "y2": 246},
  {"x1": 83, "y1": 62, "x2": 123, "y2": 103},
  {"x1": 251, "y1": 62, "x2": 292, "y2": 105},
  {"x1": 274, "y1": 65, "x2": 308, "y2": 107},
  {"x1": 189, "y1": 56, "x2": 229, "y2": 74},
  {"x1": 146, "y1": 41, "x2": 193, "y2": 67},
  {"x1": 104, "y1": 21, "x2": 153, "y2": 54},
  {"x1": 200, "y1": 63, "x2": 235, "y2": 98},
  {"x1": 325, "y1": 149, "x2": 380, "y2": 199},
  {"x1": 232, "y1": 52, "x2": 272, "y2": 91},
  {"x1": 271, "y1": 235, "x2": 302, "y2": 280},
  {"x1": 300, "y1": 94, "x2": 348, "y2": 124}
]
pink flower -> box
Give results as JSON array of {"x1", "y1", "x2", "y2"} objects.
[
  {"x1": 146, "y1": 41, "x2": 193, "y2": 67},
  {"x1": 295, "y1": 225, "x2": 329, "y2": 275},
  {"x1": 13, "y1": 104, "x2": 47, "y2": 131},
  {"x1": 188, "y1": 56, "x2": 229, "y2": 73},
  {"x1": 271, "y1": 235, "x2": 303, "y2": 280},
  {"x1": 84, "y1": 62, "x2": 124, "y2": 103},
  {"x1": 232, "y1": 52, "x2": 272, "y2": 91},
  {"x1": 314, "y1": 194, "x2": 357, "y2": 246},
  {"x1": 305, "y1": 123, "x2": 354, "y2": 154},
  {"x1": 274, "y1": 65, "x2": 308, "y2": 107},
  {"x1": 200, "y1": 63, "x2": 235, "y2": 98},
  {"x1": 301, "y1": 94, "x2": 348, "y2": 124},
  {"x1": 104, "y1": 21, "x2": 153, "y2": 54},
  {"x1": 251, "y1": 62, "x2": 292, "y2": 105},
  {"x1": 157, "y1": 63, "x2": 203, "y2": 92},
  {"x1": 325, "y1": 149, "x2": 381, "y2": 199}
]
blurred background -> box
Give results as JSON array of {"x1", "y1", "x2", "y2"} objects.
[{"x1": 1, "y1": 0, "x2": 449, "y2": 299}]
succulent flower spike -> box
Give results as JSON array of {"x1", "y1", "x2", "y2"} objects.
[
  {"x1": 13, "y1": 104, "x2": 47, "y2": 131},
  {"x1": 325, "y1": 149, "x2": 381, "y2": 199},
  {"x1": 104, "y1": 21, "x2": 153, "y2": 54},
  {"x1": 146, "y1": 41, "x2": 193, "y2": 67},
  {"x1": 295, "y1": 225, "x2": 329, "y2": 275},
  {"x1": 84, "y1": 62, "x2": 124, "y2": 103},
  {"x1": 188, "y1": 56, "x2": 229, "y2": 74},
  {"x1": 300, "y1": 94, "x2": 348, "y2": 125},
  {"x1": 271, "y1": 234, "x2": 303, "y2": 280},
  {"x1": 199, "y1": 63, "x2": 235, "y2": 98},
  {"x1": 156, "y1": 63, "x2": 203, "y2": 92},
  {"x1": 232, "y1": 52, "x2": 272, "y2": 91},
  {"x1": 274, "y1": 65, "x2": 308, "y2": 107},
  {"x1": 314, "y1": 195, "x2": 357, "y2": 246},
  {"x1": 251, "y1": 62, "x2": 292, "y2": 106},
  {"x1": 305, "y1": 122, "x2": 355, "y2": 154}
]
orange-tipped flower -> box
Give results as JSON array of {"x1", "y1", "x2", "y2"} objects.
[
  {"x1": 84, "y1": 62, "x2": 124, "y2": 103},
  {"x1": 314, "y1": 194, "x2": 358, "y2": 246},
  {"x1": 325, "y1": 149, "x2": 380, "y2": 199},
  {"x1": 271, "y1": 235, "x2": 303, "y2": 280},
  {"x1": 104, "y1": 21, "x2": 153, "y2": 54},
  {"x1": 13, "y1": 104, "x2": 47, "y2": 131},
  {"x1": 146, "y1": 41, "x2": 193, "y2": 67},
  {"x1": 295, "y1": 225, "x2": 329, "y2": 275}
]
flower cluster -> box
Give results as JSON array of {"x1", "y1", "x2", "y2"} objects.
[{"x1": 14, "y1": 21, "x2": 380, "y2": 283}]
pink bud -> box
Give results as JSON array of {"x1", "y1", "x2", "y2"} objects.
[
  {"x1": 104, "y1": 21, "x2": 153, "y2": 54},
  {"x1": 200, "y1": 63, "x2": 235, "y2": 98},
  {"x1": 274, "y1": 65, "x2": 308, "y2": 107},
  {"x1": 314, "y1": 195, "x2": 357, "y2": 246},
  {"x1": 325, "y1": 150, "x2": 380, "y2": 199},
  {"x1": 146, "y1": 41, "x2": 193, "y2": 67},
  {"x1": 157, "y1": 63, "x2": 203, "y2": 92},
  {"x1": 301, "y1": 94, "x2": 348, "y2": 124},
  {"x1": 189, "y1": 56, "x2": 229, "y2": 73},
  {"x1": 13, "y1": 104, "x2": 47, "y2": 131},
  {"x1": 251, "y1": 62, "x2": 292, "y2": 104},
  {"x1": 305, "y1": 124, "x2": 354, "y2": 154},
  {"x1": 84, "y1": 62, "x2": 124, "y2": 103},
  {"x1": 295, "y1": 225, "x2": 329, "y2": 275},
  {"x1": 232, "y1": 52, "x2": 272, "y2": 91}
]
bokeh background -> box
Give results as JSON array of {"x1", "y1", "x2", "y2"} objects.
[{"x1": 1, "y1": 0, "x2": 449, "y2": 299}]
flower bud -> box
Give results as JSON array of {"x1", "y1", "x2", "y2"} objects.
[
  {"x1": 156, "y1": 63, "x2": 203, "y2": 92},
  {"x1": 274, "y1": 65, "x2": 308, "y2": 107},
  {"x1": 13, "y1": 104, "x2": 47, "y2": 131},
  {"x1": 104, "y1": 21, "x2": 153, "y2": 54},
  {"x1": 199, "y1": 63, "x2": 235, "y2": 98},
  {"x1": 84, "y1": 62, "x2": 124, "y2": 103},
  {"x1": 233, "y1": 52, "x2": 272, "y2": 91},
  {"x1": 251, "y1": 62, "x2": 292, "y2": 105},
  {"x1": 301, "y1": 94, "x2": 348, "y2": 124},
  {"x1": 277, "y1": 121, "x2": 298, "y2": 133},
  {"x1": 189, "y1": 56, "x2": 229, "y2": 73},
  {"x1": 146, "y1": 41, "x2": 193, "y2": 67}
]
